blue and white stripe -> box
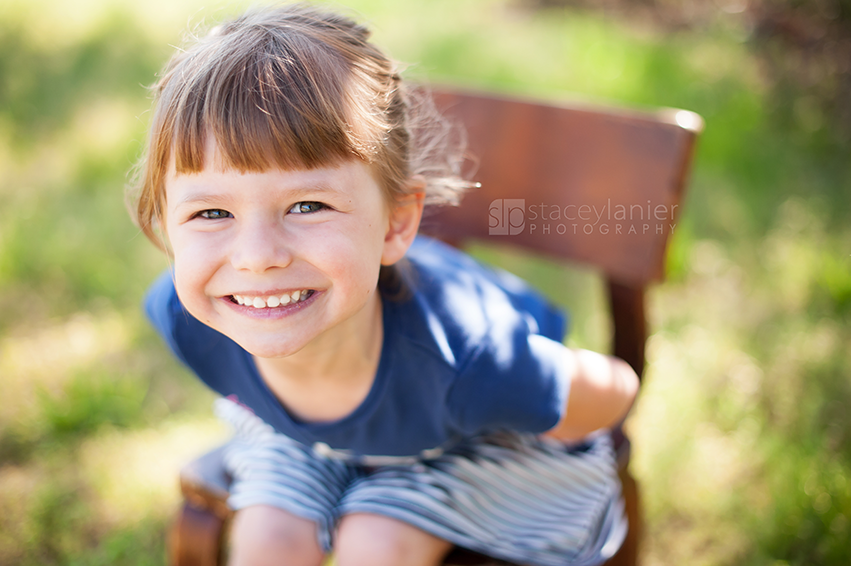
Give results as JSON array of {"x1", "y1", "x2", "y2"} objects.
[{"x1": 216, "y1": 398, "x2": 626, "y2": 566}]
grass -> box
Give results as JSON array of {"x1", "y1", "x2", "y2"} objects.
[{"x1": 1, "y1": 0, "x2": 849, "y2": 564}]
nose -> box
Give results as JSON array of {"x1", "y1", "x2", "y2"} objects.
[{"x1": 229, "y1": 217, "x2": 294, "y2": 273}]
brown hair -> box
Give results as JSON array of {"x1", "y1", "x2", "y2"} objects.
[{"x1": 128, "y1": 3, "x2": 470, "y2": 249}]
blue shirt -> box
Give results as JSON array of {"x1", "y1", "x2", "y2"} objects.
[{"x1": 145, "y1": 236, "x2": 572, "y2": 458}]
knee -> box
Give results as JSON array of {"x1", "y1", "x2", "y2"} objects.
[
  {"x1": 228, "y1": 505, "x2": 324, "y2": 566},
  {"x1": 334, "y1": 534, "x2": 409, "y2": 566},
  {"x1": 335, "y1": 513, "x2": 451, "y2": 566}
]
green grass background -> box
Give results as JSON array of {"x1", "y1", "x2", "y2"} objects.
[{"x1": 1, "y1": 0, "x2": 849, "y2": 564}]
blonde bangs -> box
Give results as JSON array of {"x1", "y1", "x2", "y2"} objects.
[{"x1": 166, "y1": 30, "x2": 373, "y2": 175}]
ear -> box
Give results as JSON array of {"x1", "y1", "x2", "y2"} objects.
[{"x1": 381, "y1": 177, "x2": 425, "y2": 266}]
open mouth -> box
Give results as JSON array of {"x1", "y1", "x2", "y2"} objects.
[{"x1": 230, "y1": 290, "x2": 315, "y2": 309}]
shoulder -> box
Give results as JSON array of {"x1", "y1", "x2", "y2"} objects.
[{"x1": 404, "y1": 236, "x2": 567, "y2": 348}]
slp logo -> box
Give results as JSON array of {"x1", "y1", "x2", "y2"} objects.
[{"x1": 488, "y1": 199, "x2": 525, "y2": 235}]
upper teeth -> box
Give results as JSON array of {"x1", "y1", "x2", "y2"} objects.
[{"x1": 234, "y1": 290, "x2": 310, "y2": 308}]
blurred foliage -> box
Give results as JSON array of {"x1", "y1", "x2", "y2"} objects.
[{"x1": 0, "y1": 0, "x2": 849, "y2": 565}]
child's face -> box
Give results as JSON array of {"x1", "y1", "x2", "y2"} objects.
[{"x1": 164, "y1": 145, "x2": 414, "y2": 360}]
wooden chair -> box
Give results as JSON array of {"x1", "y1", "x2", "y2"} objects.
[{"x1": 168, "y1": 87, "x2": 703, "y2": 566}]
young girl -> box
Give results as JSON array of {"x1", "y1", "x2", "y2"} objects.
[{"x1": 130, "y1": 4, "x2": 639, "y2": 566}]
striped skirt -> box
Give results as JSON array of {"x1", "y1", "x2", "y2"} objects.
[{"x1": 216, "y1": 398, "x2": 626, "y2": 566}]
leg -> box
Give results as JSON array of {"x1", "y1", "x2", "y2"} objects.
[
  {"x1": 227, "y1": 505, "x2": 325, "y2": 566},
  {"x1": 335, "y1": 512, "x2": 454, "y2": 566}
]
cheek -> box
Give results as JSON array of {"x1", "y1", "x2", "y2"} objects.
[
  {"x1": 169, "y1": 227, "x2": 219, "y2": 269},
  {"x1": 171, "y1": 263, "x2": 201, "y2": 306},
  {"x1": 313, "y1": 226, "x2": 385, "y2": 288},
  {"x1": 170, "y1": 244, "x2": 218, "y2": 302},
  {"x1": 170, "y1": 262, "x2": 220, "y2": 327}
]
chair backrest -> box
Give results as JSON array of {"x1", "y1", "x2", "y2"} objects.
[{"x1": 421, "y1": 87, "x2": 703, "y2": 378}]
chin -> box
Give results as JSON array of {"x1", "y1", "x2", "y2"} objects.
[
  {"x1": 223, "y1": 331, "x2": 303, "y2": 359},
  {"x1": 242, "y1": 342, "x2": 305, "y2": 360}
]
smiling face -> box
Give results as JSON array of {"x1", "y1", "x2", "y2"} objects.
[{"x1": 164, "y1": 147, "x2": 421, "y2": 361}]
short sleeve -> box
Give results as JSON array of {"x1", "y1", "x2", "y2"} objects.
[{"x1": 445, "y1": 331, "x2": 572, "y2": 436}]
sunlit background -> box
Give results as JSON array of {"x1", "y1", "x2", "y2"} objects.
[{"x1": 1, "y1": 0, "x2": 850, "y2": 564}]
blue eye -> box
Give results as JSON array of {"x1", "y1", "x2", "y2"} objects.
[
  {"x1": 289, "y1": 202, "x2": 327, "y2": 214},
  {"x1": 198, "y1": 209, "x2": 232, "y2": 219}
]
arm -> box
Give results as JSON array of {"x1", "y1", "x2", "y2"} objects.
[{"x1": 543, "y1": 349, "x2": 639, "y2": 442}]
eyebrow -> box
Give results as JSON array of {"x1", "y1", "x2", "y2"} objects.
[
  {"x1": 171, "y1": 183, "x2": 345, "y2": 208},
  {"x1": 172, "y1": 192, "x2": 228, "y2": 208}
]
